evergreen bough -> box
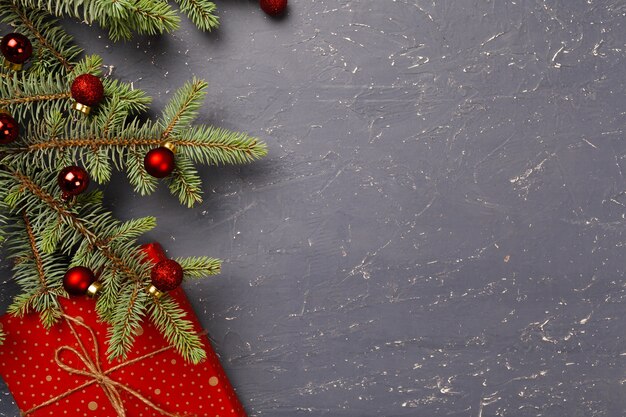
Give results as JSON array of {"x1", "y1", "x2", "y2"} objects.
[
  {"x1": 14, "y1": 0, "x2": 219, "y2": 41},
  {"x1": 0, "y1": 0, "x2": 267, "y2": 363}
]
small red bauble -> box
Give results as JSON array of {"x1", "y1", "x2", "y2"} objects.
[
  {"x1": 58, "y1": 165, "x2": 90, "y2": 200},
  {"x1": 140, "y1": 242, "x2": 168, "y2": 264},
  {"x1": 63, "y1": 266, "x2": 96, "y2": 296},
  {"x1": 144, "y1": 147, "x2": 176, "y2": 178},
  {"x1": 0, "y1": 112, "x2": 19, "y2": 144},
  {"x1": 260, "y1": 0, "x2": 287, "y2": 16},
  {"x1": 151, "y1": 259, "x2": 184, "y2": 292},
  {"x1": 0, "y1": 33, "x2": 32, "y2": 65},
  {"x1": 71, "y1": 74, "x2": 105, "y2": 114}
]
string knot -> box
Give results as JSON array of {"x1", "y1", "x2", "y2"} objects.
[{"x1": 20, "y1": 314, "x2": 189, "y2": 417}]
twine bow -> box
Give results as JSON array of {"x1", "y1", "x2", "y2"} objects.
[{"x1": 21, "y1": 314, "x2": 192, "y2": 417}]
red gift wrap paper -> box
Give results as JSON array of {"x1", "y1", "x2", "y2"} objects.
[{"x1": 0, "y1": 289, "x2": 247, "y2": 417}]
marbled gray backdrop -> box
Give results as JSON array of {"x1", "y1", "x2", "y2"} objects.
[{"x1": 1, "y1": 0, "x2": 626, "y2": 416}]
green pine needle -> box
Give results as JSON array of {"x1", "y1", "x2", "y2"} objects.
[
  {"x1": 107, "y1": 283, "x2": 147, "y2": 360},
  {"x1": 174, "y1": 0, "x2": 219, "y2": 31},
  {"x1": 148, "y1": 294, "x2": 206, "y2": 364},
  {"x1": 0, "y1": 2, "x2": 265, "y2": 362},
  {"x1": 176, "y1": 256, "x2": 222, "y2": 279},
  {"x1": 14, "y1": 0, "x2": 219, "y2": 40}
]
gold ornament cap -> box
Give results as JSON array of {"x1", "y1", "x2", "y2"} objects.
[
  {"x1": 163, "y1": 142, "x2": 176, "y2": 153},
  {"x1": 86, "y1": 281, "x2": 102, "y2": 298},
  {"x1": 72, "y1": 101, "x2": 91, "y2": 115},
  {"x1": 147, "y1": 284, "x2": 164, "y2": 299},
  {"x1": 3, "y1": 60, "x2": 22, "y2": 71}
]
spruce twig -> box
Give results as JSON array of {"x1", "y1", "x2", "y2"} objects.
[
  {"x1": 0, "y1": 1, "x2": 265, "y2": 361},
  {"x1": 173, "y1": 0, "x2": 219, "y2": 32},
  {"x1": 2, "y1": 168, "x2": 208, "y2": 360},
  {"x1": 8, "y1": 3, "x2": 73, "y2": 72},
  {"x1": 0, "y1": 0, "x2": 81, "y2": 74},
  {"x1": 6, "y1": 212, "x2": 64, "y2": 328},
  {"x1": 14, "y1": 0, "x2": 218, "y2": 40},
  {"x1": 4, "y1": 78, "x2": 266, "y2": 206}
]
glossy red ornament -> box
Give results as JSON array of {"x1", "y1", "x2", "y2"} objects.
[
  {"x1": 63, "y1": 266, "x2": 96, "y2": 296},
  {"x1": 144, "y1": 147, "x2": 176, "y2": 178},
  {"x1": 140, "y1": 242, "x2": 168, "y2": 264},
  {"x1": 0, "y1": 112, "x2": 19, "y2": 144},
  {"x1": 57, "y1": 166, "x2": 90, "y2": 199},
  {"x1": 260, "y1": 0, "x2": 287, "y2": 16},
  {"x1": 0, "y1": 33, "x2": 32, "y2": 65},
  {"x1": 151, "y1": 259, "x2": 184, "y2": 292},
  {"x1": 71, "y1": 74, "x2": 105, "y2": 114}
]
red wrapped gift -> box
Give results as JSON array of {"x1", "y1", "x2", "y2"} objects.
[{"x1": 0, "y1": 289, "x2": 247, "y2": 417}]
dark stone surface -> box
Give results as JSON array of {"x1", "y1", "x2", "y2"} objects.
[{"x1": 2, "y1": 1, "x2": 626, "y2": 416}]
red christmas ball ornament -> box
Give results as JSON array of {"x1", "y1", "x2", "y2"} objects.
[
  {"x1": 140, "y1": 242, "x2": 168, "y2": 264},
  {"x1": 0, "y1": 112, "x2": 19, "y2": 144},
  {"x1": 144, "y1": 146, "x2": 176, "y2": 178},
  {"x1": 71, "y1": 74, "x2": 105, "y2": 115},
  {"x1": 260, "y1": 0, "x2": 288, "y2": 16},
  {"x1": 0, "y1": 33, "x2": 32, "y2": 70},
  {"x1": 151, "y1": 259, "x2": 184, "y2": 292},
  {"x1": 63, "y1": 266, "x2": 96, "y2": 296},
  {"x1": 58, "y1": 165, "x2": 90, "y2": 200}
]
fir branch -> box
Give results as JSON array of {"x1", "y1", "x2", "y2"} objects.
[
  {"x1": 0, "y1": 5, "x2": 265, "y2": 359},
  {"x1": 1, "y1": 168, "x2": 215, "y2": 359},
  {"x1": 16, "y1": 131, "x2": 267, "y2": 166},
  {"x1": 96, "y1": 269, "x2": 123, "y2": 323},
  {"x1": 125, "y1": 0, "x2": 181, "y2": 36},
  {"x1": 22, "y1": 212, "x2": 47, "y2": 290},
  {"x1": 172, "y1": 0, "x2": 218, "y2": 31},
  {"x1": 167, "y1": 155, "x2": 202, "y2": 207},
  {"x1": 107, "y1": 282, "x2": 146, "y2": 360},
  {"x1": 6, "y1": 291, "x2": 36, "y2": 317},
  {"x1": 70, "y1": 54, "x2": 103, "y2": 76},
  {"x1": 10, "y1": 131, "x2": 266, "y2": 205},
  {"x1": 8, "y1": 3, "x2": 74, "y2": 72},
  {"x1": 106, "y1": 217, "x2": 158, "y2": 244},
  {"x1": 0, "y1": 1, "x2": 79, "y2": 73},
  {"x1": 10, "y1": 169, "x2": 99, "y2": 243},
  {"x1": 101, "y1": 76, "x2": 153, "y2": 115},
  {"x1": 6, "y1": 79, "x2": 266, "y2": 206},
  {"x1": 160, "y1": 78, "x2": 207, "y2": 140},
  {"x1": 148, "y1": 294, "x2": 205, "y2": 363},
  {"x1": 5, "y1": 170, "x2": 149, "y2": 287},
  {"x1": 0, "y1": 67, "x2": 70, "y2": 120},
  {"x1": 17, "y1": 0, "x2": 186, "y2": 41},
  {"x1": 179, "y1": 125, "x2": 268, "y2": 165},
  {"x1": 39, "y1": 216, "x2": 63, "y2": 253},
  {"x1": 20, "y1": 135, "x2": 264, "y2": 155},
  {"x1": 176, "y1": 256, "x2": 221, "y2": 278},
  {"x1": 11, "y1": 129, "x2": 266, "y2": 205},
  {"x1": 0, "y1": 60, "x2": 150, "y2": 120},
  {"x1": 6, "y1": 212, "x2": 65, "y2": 327},
  {"x1": 0, "y1": 91, "x2": 70, "y2": 106},
  {"x1": 39, "y1": 299, "x2": 62, "y2": 328},
  {"x1": 7, "y1": 170, "x2": 153, "y2": 353},
  {"x1": 126, "y1": 145, "x2": 159, "y2": 195}
]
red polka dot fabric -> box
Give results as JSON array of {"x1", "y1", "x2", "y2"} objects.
[{"x1": 0, "y1": 289, "x2": 247, "y2": 417}]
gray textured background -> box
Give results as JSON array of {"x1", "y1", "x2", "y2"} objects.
[{"x1": 2, "y1": 0, "x2": 626, "y2": 416}]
